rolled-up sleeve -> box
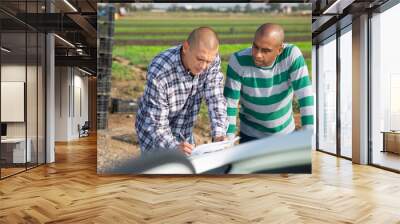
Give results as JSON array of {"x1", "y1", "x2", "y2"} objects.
[{"x1": 289, "y1": 46, "x2": 314, "y2": 131}]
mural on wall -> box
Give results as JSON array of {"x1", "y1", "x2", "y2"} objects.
[{"x1": 97, "y1": 3, "x2": 314, "y2": 174}]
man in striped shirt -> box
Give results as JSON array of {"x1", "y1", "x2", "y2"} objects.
[
  {"x1": 224, "y1": 23, "x2": 314, "y2": 143},
  {"x1": 136, "y1": 27, "x2": 228, "y2": 155}
]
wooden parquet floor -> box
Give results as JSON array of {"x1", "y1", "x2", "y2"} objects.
[{"x1": 1, "y1": 135, "x2": 400, "y2": 224}]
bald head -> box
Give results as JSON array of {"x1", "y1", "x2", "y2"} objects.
[
  {"x1": 255, "y1": 23, "x2": 285, "y2": 45},
  {"x1": 251, "y1": 23, "x2": 285, "y2": 67},
  {"x1": 181, "y1": 27, "x2": 220, "y2": 75},
  {"x1": 187, "y1": 27, "x2": 219, "y2": 51}
]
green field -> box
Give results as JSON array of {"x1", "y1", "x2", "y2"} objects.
[
  {"x1": 115, "y1": 25, "x2": 309, "y2": 33},
  {"x1": 113, "y1": 12, "x2": 311, "y2": 77},
  {"x1": 114, "y1": 13, "x2": 310, "y2": 42},
  {"x1": 112, "y1": 11, "x2": 312, "y2": 119},
  {"x1": 114, "y1": 32, "x2": 310, "y2": 41},
  {"x1": 113, "y1": 42, "x2": 311, "y2": 80}
]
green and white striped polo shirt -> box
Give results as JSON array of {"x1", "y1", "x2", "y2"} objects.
[{"x1": 224, "y1": 43, "x2": 314, "y2": 138}]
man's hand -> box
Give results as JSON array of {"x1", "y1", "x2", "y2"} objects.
[
  {"x1": 178, "y1": 142, "x2": 194, "y2": 156},
  {"x1": 213, "y1": 135, "x2": 227, "y2": 142}
]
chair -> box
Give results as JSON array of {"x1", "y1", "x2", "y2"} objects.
[{"x1": 78, "y1": 121, "x2": 90, "y2": 138}]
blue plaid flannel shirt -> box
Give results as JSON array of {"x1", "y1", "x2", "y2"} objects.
[{"x1": 135, "y1": 45, "x2": 228, "y2": 152}]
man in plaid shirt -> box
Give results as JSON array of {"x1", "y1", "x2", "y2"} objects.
[{"x1": 135, "y1": 27, "x2": 228, "y2": 155}]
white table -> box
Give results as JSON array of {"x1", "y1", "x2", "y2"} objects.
[{"x1": 1, "y1": 138, "x2": 31, "y2": 163}]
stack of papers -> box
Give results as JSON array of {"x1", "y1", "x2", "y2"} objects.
[{"x1": 190, "y1": 137, "x2": 240, "y2": 157}]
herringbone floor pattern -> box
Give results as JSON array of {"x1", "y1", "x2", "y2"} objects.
[{"x1": 1, "y1": 135, "x2": 400, "y2": 223}]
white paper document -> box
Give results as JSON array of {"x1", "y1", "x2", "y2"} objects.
[
  {"x1": 190, "y1": 130, "x2": 313, "y2": 174},
  {"x1": 112, "y1": 130, "x2": 313, "y2": 174},
  {"x1": 190, "y1": 136, "x2": 240, "y2": 157}
]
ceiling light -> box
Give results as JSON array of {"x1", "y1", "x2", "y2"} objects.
[
  {"x1": 322, "y1": 0, "x2": 354, "y2": 15},
  {"x1": 1, "y1": 47, "x2": 11, "y2": 53},
  {"x1": 63, "y1": 0, "x2": 78, "y2": 12},
  {"x1": 54, "y1": 34, "x2": 75, "y2": 48},
  {"x1": 323, "y1": 0, "x2": 341, "y2": 14},
  {"x1": 78, "y1": 67, "x2": 92, "y2": 76},
  {"x1": 76, "y1": 48, "x2": 86, "y2": 55}
]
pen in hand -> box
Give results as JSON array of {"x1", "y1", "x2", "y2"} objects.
[
  {"x1": 179, "y1": 133, "x2": 186, "y2": 142},
  {"x1": 178, "y1": 132, "x2": 194, "y2": 156}
]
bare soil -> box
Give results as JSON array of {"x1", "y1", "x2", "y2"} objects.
[{"x1": 98, "y1": 62, "x2": 213, "y2": 171}]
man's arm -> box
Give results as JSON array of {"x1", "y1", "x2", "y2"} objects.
[
  {"x1": 223, "y1": 54, "x2": 242, "y2": 137},
  {"x1": 204, "y1": 55, "x2": 228, "y2": 140},
  {"x1": 140, "y1": 71, "x2": 179, "y2": 151},
  {"x1": 289, "y1": 45, "x2": 314, "y2": 130}
]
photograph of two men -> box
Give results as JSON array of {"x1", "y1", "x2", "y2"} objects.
[{"x1": 97, "y1": 3, "x2": 314, "y2": 175}]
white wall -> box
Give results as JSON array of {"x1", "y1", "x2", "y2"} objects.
[
  {"x1": 1, "y1": 82, "x2": 25, "y2": 122},
  {"x1": 1, "y1": 65, "x2": 26, "y2": 81},
  {"x1": 55, "y1": 66, "x2": 69, "y2": 141},
  {"x1": 1, "y1": 65, "x2": 26, "y2": 138},
  {"x1": 73, "y1": 72, "x2": 89, "y2": 137},
  {"x1": 54, "y1": 67, "x2": 89, "y2": 141},
  {"x1": 1, "y1": 63, "x2": 46, "y2": 164}
]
